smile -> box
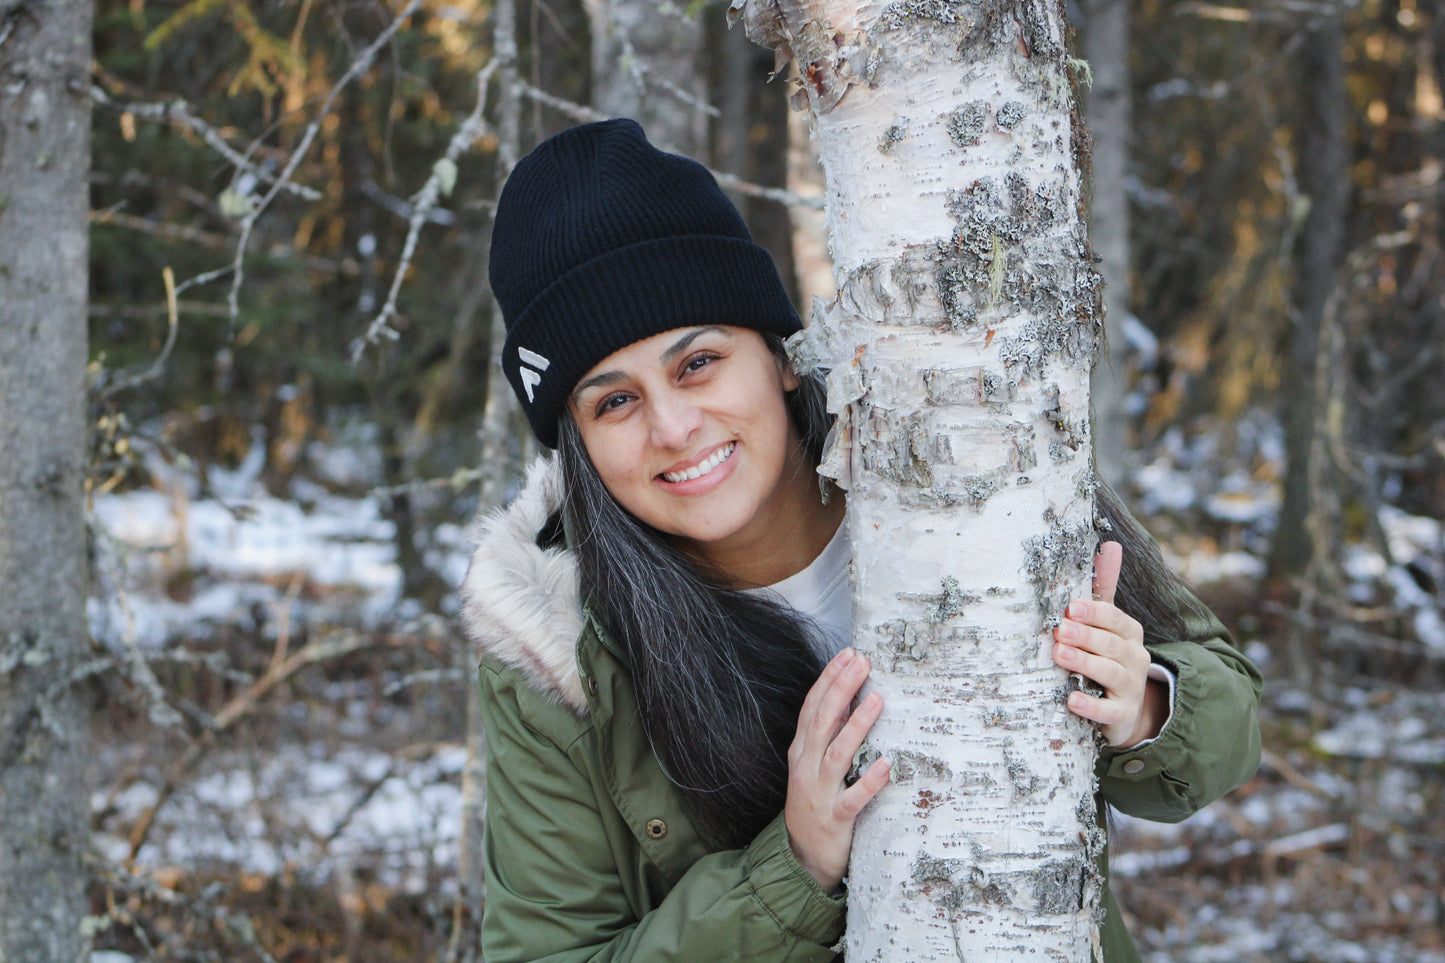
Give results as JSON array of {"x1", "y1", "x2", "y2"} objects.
[{"x1": 661, "y1": 442, "x2": 736, "y2": 484}]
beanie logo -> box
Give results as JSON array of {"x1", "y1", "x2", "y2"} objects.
[{"x1": 517, "y1": 346, "x2": 551, "y2": 403}]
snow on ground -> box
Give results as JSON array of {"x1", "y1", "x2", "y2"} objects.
[
  {"x1": 89, "y1": 486, "x2": 408, "y2": 648},
  {"x1": 85, "y1": 417, "x2": 1445, "y2": 962},
  {"x1": 93, "y1": 743, "x2": 465, "y2": 893}
]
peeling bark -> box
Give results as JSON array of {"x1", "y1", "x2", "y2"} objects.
[{"x1": 737, "y1": 0, "x2": 1103, "y2": 957}]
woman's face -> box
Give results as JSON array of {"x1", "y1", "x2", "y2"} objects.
[{"x1": 567, "y1": 325, "x2": 805, "y2": 558}]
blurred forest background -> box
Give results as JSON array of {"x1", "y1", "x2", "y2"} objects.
[{"x1": 2, "y1": 0, "x2": 1443, "y2": 959}]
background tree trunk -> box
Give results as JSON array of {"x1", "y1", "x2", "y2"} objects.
[
  {"x1": 736, "y1": 0, "x2": 1103, "y2": 957},
  {"x1": 1081, "y1": 0, "x2": 1134, "y2": 492},
  {"x1": 1269, "y1": 11, "x2": 1349, "y2": 581},
  {"x1": 585, "y1": 0, "x2": 707, "y2": 154},
  {"x1": 0, "y1": 1, "x2": 95, "y2": 960}
]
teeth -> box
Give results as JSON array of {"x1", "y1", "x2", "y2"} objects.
[{"x1": 664, "y1": 443, "x2": 734, "y2": 483}]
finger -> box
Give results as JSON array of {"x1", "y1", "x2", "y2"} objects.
[
  {"x1": 799, "y1": 648, "x2": 855, "y2": 722},
  {"x1": 1066, "y1": 690, "x2": 1138, "y2": 739},
  {"x1": 792, "y1": 648, "x2": 856, "y2": 761},
  {"x1": 807, "y1": 652, "x2": 871, "y2": 752},
  {"x1": 1056, "y1": 617, "x2": 1147, "y2": 671},
  {"x1": 1053, "y1": 642, "x2": 1142, "y2": 700},
  {"x1": 821, "y1": 690, "x2": 883, "y2": 780},
  {"x1": 1063, "y1": 599, "x2": 1144, "y2": 645},
  {"x1": 1092, "y1": 541, "x2": 1123, "y2": 606},
  {"x1": 837, "y1": 757, "x2": 891, "y2": 818}
]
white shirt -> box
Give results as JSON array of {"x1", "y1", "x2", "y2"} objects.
[{"x1": 747, "y1": 521, "x2": 852, "y2": 663}]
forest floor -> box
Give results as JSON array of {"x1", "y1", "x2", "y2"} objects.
[{"x1": 85, "y1": 412, "x2": 1445, "y2": 962}]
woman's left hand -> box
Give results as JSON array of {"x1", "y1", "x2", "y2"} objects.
[{"x1": 1052, "y1": 541, "x2": 1168, "y2": 749}]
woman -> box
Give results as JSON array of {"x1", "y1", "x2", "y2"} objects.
[{"x1": 461, "y1": 119, "x2": 1261, "y2": 962}]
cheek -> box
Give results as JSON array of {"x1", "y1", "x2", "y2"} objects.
[{"x1": 581, "y1": 427, "x2": 650, "y2": 496}]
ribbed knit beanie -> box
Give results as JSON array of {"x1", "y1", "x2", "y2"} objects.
[{"x1": 489, "y1": 118, "x2": 803, "y2": 448}]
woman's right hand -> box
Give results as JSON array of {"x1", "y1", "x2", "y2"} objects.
[{"x1": 784, "y1": 647, "x2": 890, "y2": 893}]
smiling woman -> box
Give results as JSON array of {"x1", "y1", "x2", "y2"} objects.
[
  {"x1": 566, "y1": 325, "x2": 838, "y2": 584},
  {"x1": 459, "y1": 119, "x2": 1261, "y2": 963}
]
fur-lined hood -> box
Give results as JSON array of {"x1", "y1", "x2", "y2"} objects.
[{"x1": 459, "y1": 457, "x2": 589, "y2": 713}]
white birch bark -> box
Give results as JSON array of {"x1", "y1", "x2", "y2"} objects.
[{"x1": 733, "y1": 1, "x2": 1104, "y2": 958}]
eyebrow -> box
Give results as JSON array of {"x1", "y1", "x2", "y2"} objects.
[{"x1": 570, "y1": 326, "x2": 730, "y2": 402}]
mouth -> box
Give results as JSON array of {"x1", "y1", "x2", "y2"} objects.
[{"x1": 660, "y1": 442, "x2": 736, "y2": 484}]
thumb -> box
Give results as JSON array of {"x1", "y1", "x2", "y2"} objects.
[{"x1": 1093, "y1": 541, "x2": 1123, "y2": 605}]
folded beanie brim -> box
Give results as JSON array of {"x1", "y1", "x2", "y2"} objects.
[{"x1": 503, "y1": 233, "x2": 802, "y2": 448}]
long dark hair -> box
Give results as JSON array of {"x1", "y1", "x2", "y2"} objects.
[
  {"x1": 558, "y1": 333, "x2": 1211, "y2": 846},
  {"x1": 557, "y1": 335, "x2": 832, "y2": 848}
]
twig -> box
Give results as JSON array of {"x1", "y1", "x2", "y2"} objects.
[
  {"x1": 102, "y1": 266, "x2": 181, "y2": 398},
  {"x1": 352, "y1": 58, "x2": 501, "y2": 360},
  {"x1": 1258, "y1": 748, "x2": 1340, "y2": 801},
  {"x1": 91, "y1": 857, "x2": 283, "y2": 963},
  {"x1": 615, "y1": 32, "x2": 721, "y2": 119},
  {"x1": 712, "y1": 170, "x2": 823, "y2": 210},
  {"x1": 382, "y1": 667, "x2": 468, "y2": 696},
  {"x1": 512, "y1": 82, "x2": 822, "y2": 209},
  {"x1": 226, "y1": 0, "x2": 425, "y2": 330},
  {"x1": 90, "y1": 86, "x2": 324, "y2": 202},
  {"x1": 125, "y1": 627, "x2": 399, "y2": 862},
  {"x1": 370, "y1": 466, "x2": 485, "y2": 500},
  {"x1": 514, "y1": 80, "x2": 609, "y2": 124}
]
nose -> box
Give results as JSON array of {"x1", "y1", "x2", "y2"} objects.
[{"x1": 648, "y1": 388, "x2": 702, "y2": 450}]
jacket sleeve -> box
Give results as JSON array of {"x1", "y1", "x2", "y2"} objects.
[
  {"x1": 1096, "y1": 580, "x2": 1263, "y2": 823},
  {"x1": 478, "y1": 662, "x2": 845, "y2": 963}
]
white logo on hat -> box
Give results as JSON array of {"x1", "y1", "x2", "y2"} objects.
[{"x1": 518, "y1": 346, "x2": 551, "y2": 403}]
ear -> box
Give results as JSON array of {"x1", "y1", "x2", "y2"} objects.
[{"x1": 779, "y1": 358, "x2": 800, "y2": 392}]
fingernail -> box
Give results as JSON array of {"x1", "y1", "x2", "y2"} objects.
[
  {"x1": 1056, "y1": 644, "x2": 1076, "y2": 664},
  {"x1": 1068, "y1": 600, "x2": 1088, "y2": 619},
  {"x1": 837, "y1": 647, "x2": 855, "y2": 664},
  {"x1": 1057, "y1": 622, "x2": 1076, "y2": 642}
]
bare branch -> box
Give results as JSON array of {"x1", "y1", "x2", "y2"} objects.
[
  {"x1": 102, "y1": 266, "x2": 181, "y2": 398},
  {"x1": 712, "y1": 170, "x2": 823, "y2": 210},
  {"x1": 352, "y1": 59, "x2": 502, "y2": 360},
  {"x1": 512, "y1": 82, "x2": 822, "y2": 210},
  {"x1": 225, "y1": 0, "x2": 426, "y2": 330},
  {"x1": 616, "y1": 32, "x2": 721, "y2": 119},
  {"x1": 90, "y1": 85, "x2": 323, "y2": 202},
  {"x1": 125, "y1": 624, "x2": 423, "y2": 862},
  {"x1": 515, "y1": 80, "x2": 610, "y2": 124}
]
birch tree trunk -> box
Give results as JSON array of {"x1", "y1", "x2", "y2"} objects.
[
  {"x1": 733, "y1": 1, "x2": 1104, "y2": 958},
  {"x1": 0, "y1": 1, "x2": 94, "y2": 960}
]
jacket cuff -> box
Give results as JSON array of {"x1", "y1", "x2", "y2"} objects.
[
  {"x1": 1099, "y1": 653, "x2": 1188, "y2": 782},
  {"x1": 744, "y1": 812, "x2": 847, "y2": 947}
]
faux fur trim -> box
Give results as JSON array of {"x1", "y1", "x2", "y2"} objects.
[{"x1": 459, "y1": 457, "x2": 588, "y2": 713}]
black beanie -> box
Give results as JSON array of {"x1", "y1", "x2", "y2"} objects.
[{"x1": 490, "y1": 118, "x2": 803, "y2": 448}]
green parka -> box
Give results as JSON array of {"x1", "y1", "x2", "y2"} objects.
[{"x1": 461, "y1": 460, "x2": 1263, "y2": 962}]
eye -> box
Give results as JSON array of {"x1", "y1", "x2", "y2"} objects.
[
  {"x1": 681, "y1": 351, "x2": 720, "y2": 375},
  {"x1": 593, "y1": 392, "x2": 633, "y2": 418}
]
